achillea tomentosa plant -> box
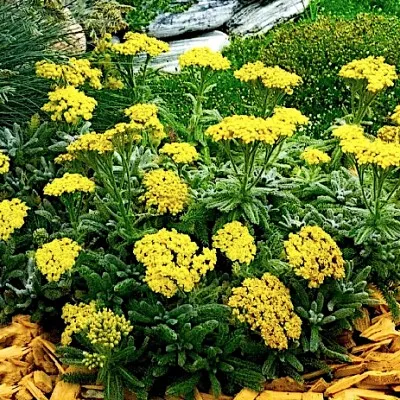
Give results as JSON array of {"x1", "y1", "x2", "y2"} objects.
[{"x1": 2, "y1": 44, "x2": 400, "y2": 400}]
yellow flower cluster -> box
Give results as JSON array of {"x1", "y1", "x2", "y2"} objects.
[
  {"x1": 36, "y1": 58, "x2": 102, "y2": 89},
  {"x1": 134, "y1": 228, "x2": 217, "y2": 297},
  {"x1": 0, "y1": 199, "x2": 29, "y2": 241},
  {"x1": 67, "y1": 132, "x2": 114, "y2": 156},
  {"x1": 212, "y1": 221, "x2": 256, "y2": 265},
  {"x1": 41, "y1": 86, "x2": 97, "y2": 124},
  {"x1": 377, "y1": 126, "x2": 400, "y2": 143},
  {"x1": 104, "y1": 122, "x2": 143, "y2": 143},
  {"x1": 83, "y1": 352, "x2": 106, "y2": 370},
  {"x1": 179, "y1": 47, "x2": 231, "y2": 71},
  {"x1": 87, "y1": 308, "x2": 133, "y2": 349},
  {"x1": 228, "y1": 273, "x2": 302, "y2": 350},
  {"x1": 61, "y1": 301, "x2": 97, "y2": 345},
  {"x1": 234, "y1": 61, "x2": 303, "y2": 94},
  {"x1": 94, "y1": 33, "x2": 113, "y2": 53},
  {"x1": 390, "y1": 105, "x2": 400, "y2": 125},
  {"x1": 206, "y1": 108, "x2": 308, "y2": 144},
  {"x1": 333, "y1": 124, "x2": 400, "y2": 168},
  {"x1": 159, "y1": 142, "x2": 199, "y2": 164},
  {"x1": 44, "y1": 173, "x2": 95, "y2": 196},
  {"x1": 301, "y1": 148, "x2": 331, "y2": 165},
  {"x1": 339, "y1": 56, "x2": 397, "y2": 93},
  {"x1": 104, "y1": 76, "x2": 124, "y2": 90},
  {"x1": 284, "y1": 226, "x2": 345, "y2": 288},
  {"x1": 141, "y1": 169, "x2": 189, "y2": 215},
  {"x1": 0, "y1": 152, "x2": 10, "y2": 174},
  {"x1": 35, "y1": 238, "x2": 82, "y2": 282},
  {"x1": 112, "y1": 32, "x2": 170, "y2": 57},
  {"x1": 123, "y1": 103, "x2": 166, "y2": 142}
]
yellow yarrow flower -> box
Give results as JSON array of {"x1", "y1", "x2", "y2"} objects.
[
  {"x1": 41, "y1": 86, "x2": 97, "y2": 124},
  {"x1": 179, "y1": 47, "x2": 231, "y2": 71},
  {"x1": 104, "y1": 76, "x2": 124, "y2": 90},
  {"x1": 86, "y1": 308, "x2": 133, "y2": 349},
  {"x1": 104, "y1": 122, "x2": 143, "y2": 143},
  {"x1": 112, "y1": 32, "x2": 169, "y2": 57},
  {"x1": 61, "y1": 301, "x2": 97, "y2": 345},
  {"x1": 301, "y1": 148, "x2": 331, "y2": 165},
  {"x1": 44, "y1": 173, "x2": 95, "y2": 197},
  {"x1": 54, "y1": 153, "x2": 76, "y2": 164},
  {"x1": 0, "y1": 199, "x2": 29, "y2": 242},
  {"x1": 67, "y1": 132, "x2": 114, "y2": 155},
  {"x1": 141, "y1": 169, "x2": 189, "y2": 215},
  {"x1": 234, "y1": 62, "x2": 303, "y2": 94},
  {"x1": 159, "y1": 142, "x2": 199, "y2": 164},
  {"x1": 339, "y1": 56, "x2": 397, "y2": 93},
  {"x1": 83, "y1": 352, "x2": 107, "y2": 370},
  {"x1": 285, "y1": 226, "x2": 345, "y2": 288},
  {"x1": 333, "y1": 124, "x2": 400, "y2": 169},
  {"x1": 36, "y1": 58, "x2": 102, "y2": 89},
  {"x1": 134, "y1": 228, "x2": 216, "y2": 298},
  {"x1": 390, "y1": 105, "x2": 400, "y2": 126},
  {"x1": 0, "y1": 152, "x2": 10, "y2": 174},
  {"x1": 228, "y1": 273, "x2": 302, "y2": 350},
  {"x1": 35, "y1": 238, "x2": 81, "y2": 282},
  {"x1": 377, "y1": 125, "x2": 400, "y2": 143},
  {"x1": 212, "y1": 221, "x2": 256, "y2": 265},
  {"x1": 206, "y1": 108, "x2": 308, "y2": 145}
]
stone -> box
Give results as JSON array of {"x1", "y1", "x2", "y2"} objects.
[
  {"x1": 147, "y1": 0, "x2": 239, "y2": 39},
  {"x1": 150, "y1": 30, "x2": 230, "y2": 73},
  {"x1": 228, "y1": 0, "x2": 311, "y2": 35}
]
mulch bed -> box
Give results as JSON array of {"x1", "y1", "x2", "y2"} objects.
[{"x1": 2, "y1": 298, "x2": 400, "y2": 400}]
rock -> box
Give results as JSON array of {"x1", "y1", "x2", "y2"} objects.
[
  {"x1": 228, "y1": 0, "x2": 310, "y2": 35},
  {"x1": 147, "y1": 0, "x2": 239, "y2": 39},
  {"x1": 150, "y1": 30, "x2": 230, "y2": 73}
]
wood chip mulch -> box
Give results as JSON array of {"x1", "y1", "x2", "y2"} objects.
[{"x1": 2, "y1": 303, "x2": 400, "y2": 400}]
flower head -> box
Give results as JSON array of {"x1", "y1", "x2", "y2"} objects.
[
  {"x1": 179, "y1": 47, "x2": 231, "y2": 70},
  {"x1": 301, "y1": 148, "x2": 331, "y2": 165},
  {"x1": 390, "y1": 105, "x2": 400, "y2": 126},
  {"x1": 41, "y1": 86, "x2": 97, "y2": 124},
  {"x1": 339, "y1": 56, "x2": 397, "y2": 93},
  {"x1": 285, "y1": 226, "x2": 345, "y2": 288},
  {"x1": 0, "y1": 152, "x2": 10, "y2": 174},
  {"x1": 234, "y1": 62, "x2": 302, "y2": 94},
  {"x1": 228, "y1": 273, "x2": 302, "y2": 350},
  {"x1": 112, "y1": 32, "x2": 169, "y2": 57},
  {"x1": 36, "y1": 238, "x2": 81, "y2": 282},
  {"x1": 134, "y1": 228, "x2": 216, "y2": 297},
  {"x1": 160, "y1": 142, "x2": 199, "y2": 164},
  {"x1": 212, "y1": 221, "x2": 256, "y2": 265},
  {"x1": 67, "y1": 132, "x2": 114, "y2": 156},
  {"x1": 44, "y1": 173, "x2": 95, "y2": 197},
  {"x1": 0, "y1": 199, "x2": 29, "y2": 241},
  {"x1": 377, "y1": 125, "x2": 400, "y2": 143},
  {"x1": 141, "y1": 169, "x2": 189, "y2": 215}
]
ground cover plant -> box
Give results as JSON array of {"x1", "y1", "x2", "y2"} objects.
[{"x1": 3, "y1": 7, "x2": 400, "y2": 400}]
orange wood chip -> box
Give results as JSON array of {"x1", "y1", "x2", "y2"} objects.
[
  {"x1": 50, "y1": 381, "x2": 80, "y2": 400},
  {"x1": 334, "y1": 363, "x2": 366, "y2": 378},
  {"x1": 353, "y1": 308, "x2": 371, "y2": 332},
  {"x1": 301, "y1": 394, "x2": 323, "y2": 400},
  {"x1": 332, "y1": 388, "x2": 398, "y2": 399},
  {"x1": 256, "y1": 391, "x2": 302, "y2": 400},
  {"x1": 351, "y1": 339, "x2": 392, "y2": 354},
  {"x1": 24, "y1": 380, "x2": 48, "y2": 400},
  {"x1": 234, "y1": 388, "x2": 259, "y2": 400},
  {"x1": 33, "y1": 371, "x2": 53, "y2": 394},
  {"x1": 202, "y1": 394, "x2": 233, "y2": 400},
  {"x1": 362, "y1": 370, "x2": 400, "y2": 386},
  {"x1": 264, "y1": 377, "x2": 305, "y2": 392},
  {"x1": 324, "y1": 374, "x2": 368, "y2": 396},
  {"x1": 361, "y1": 318, "x2": 400, "y2": 342}
]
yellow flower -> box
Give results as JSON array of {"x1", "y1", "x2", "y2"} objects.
[
  {"x1": 212, "y1": 221, "x2": 256, "y2": 265},
  {"x1": 104, "y1": 122, "x2": 143, "y2": 143},
  {"x1": 377, "y1": 125, "x2": 400, "y2": 143},
  {"x1": 67, "y1": 132, "x2": 114, "y2": 155},
  {"x1": 36, "y1": 58, "x2": 102, "y2": 89},
  {"x1": 234, "y1": 62, "x2": 303, "y2": 94},
  {"x1": 333, "y1": 124, "x2": 400, "y2": 169},
  {"x1": 206, "y1": 108, "x2": 308, "y2": 144},
  {"x1": 54, "y1": 153, "x2": 76, "y2": 164},
  {"x1": 82, "y1": 352, "x2": 107, "y2": 370},
  {"x1": 44, "y1": 173, "x2": 95, "y2": 197},
  {"x1": 339, "y1": 56, "x2": 397, "y2": 93},
  {"x1": 36, "y1": 238, "x2": 81, "y2": 282},
  {"x1": 104, "y1": 76, "x2": 124, "y2": 90},
  {"x1": 159, "y1": 142, "x2": 199, "y2": 164},
  {"x1": 284, "y1": 226, "x2": 345, "y2": 288},
  {"x1": 61, "y1": 301, "x2": 97, "y2": 345},
  {"x1": 134, "y1": 228, "x2": 216, "y2": 297},
  {"x1": 41, "y1": 86, "x2": 97, "y2": 124},
  {"x1": 0, "y1": 152, "x2": 10, "y2": 174},
  {"x1": 0, "y1": 198, "x2": 29, "y2": 241},
  {"x1": 228, "y1": 273, "x2": 302, "y2": 350},
  {"x1": 301, "y1": 148, "x2": 331, "y2": 165},
  {"x1": 141, "y1": 169, "x2": 189, "y2": 215},
  {"x1": 112, "y1": 32, "x2": 169, "y2": 57},
  {"x1": 390, "y1": 105, "x2": 400, "y2": 126},
  {"x1": 86, "y1": 308, "x2": 132, "y2": 349},
  {"x1": 179, "y1": 47, "x2": 231, "y2": 70}
]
